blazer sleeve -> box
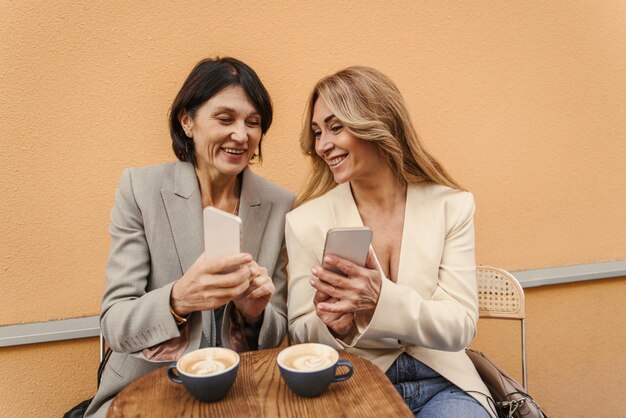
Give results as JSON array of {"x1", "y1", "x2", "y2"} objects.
[
  {"x1": 100, "y1": 169, "x2": 184, "y2": 358},
  {"x1": 285, "y1": 215, "x2": 351, "y2": 350},
  {"x1": 355, "y1": 192, "x2": 479, "y2": 351}
]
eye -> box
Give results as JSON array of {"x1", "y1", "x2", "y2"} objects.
[
  {"x1": 330, "y1": 123, "x2": 343, "y2": 133},
  {"x1": 214, "y1": 113, "x2": 234, "y2": 124},
  {"x1": 246, "y1": 118, "x2": 261, "y2": 127},
  {"x1": 313, "y1": 129, "x2": 321, "y2": 139}
]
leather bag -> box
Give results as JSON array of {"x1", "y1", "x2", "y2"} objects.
[{"x1": 466, "y1": 348, "x2": 548, "y2": 418}]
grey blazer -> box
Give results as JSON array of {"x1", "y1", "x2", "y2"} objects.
[{"x1": 85, "y1": 162, "x2": 294, "y2": 418}]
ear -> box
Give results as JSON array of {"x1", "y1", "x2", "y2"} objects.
[{"x1": 178, "y1": 110, "x2": 193, "y2": 133}]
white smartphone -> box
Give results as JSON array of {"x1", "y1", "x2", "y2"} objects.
[
  {"x1": 322, "y1": 227, "x2": 373, "y2": 276},
  {"x1": 203, "y1": 206, "x2": 242, "y2": 265}
]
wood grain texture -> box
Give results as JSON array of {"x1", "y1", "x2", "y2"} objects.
[{"x1": 108, "y1": 348, "x2": 412, "y2": 417}]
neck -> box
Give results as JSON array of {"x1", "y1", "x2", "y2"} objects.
[
  {"x1": 350, "y1": 166, "x2": 406, "y2": 213},
  {"x1": 195, "y1": 164, "x2": 241, "y2": 209}
]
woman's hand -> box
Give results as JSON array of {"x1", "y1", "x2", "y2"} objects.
[
  {"x1": 310, "y1": 250, "x2": 382, "y2": 315},
  {"x1": 232, "y1": 261, "x2": 275, "y2": 324},
  {"x1": 313, "y1": 290, "x2": 355, "y2": 339},
  {"x1": 170, "y1": 252, "x2": 254, "y2": 316}
]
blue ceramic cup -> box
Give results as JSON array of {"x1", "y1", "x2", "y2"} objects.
[
  {"x1": 167, "y1": 347, "x2": 239, "y2": 402},
  {"x1": 277, "y1": 343, "x2": 354, "y2": 397}
]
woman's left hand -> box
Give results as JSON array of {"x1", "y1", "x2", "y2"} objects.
[
  {"x1": 233, "y1": 261, "x2": 274, "y2": 324},
  {"x1": 310, "y1": 250, "x2": 382, "y2": 314}
]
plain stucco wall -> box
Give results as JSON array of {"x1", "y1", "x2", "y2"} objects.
[{"x1": 1, "y1": 1, "x2": 625, "y2": 416}]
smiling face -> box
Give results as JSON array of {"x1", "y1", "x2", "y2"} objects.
[
  {"x1": 180, "y1": 85, "x2": 262, "y2": 181},
  {"x1": 311, "y1": 97, "x2": 385, "y2": 185}
]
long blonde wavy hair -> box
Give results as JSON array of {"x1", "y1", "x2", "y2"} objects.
[{"x1": 296, "y1": 66, "x2": 463, "y2": 206}]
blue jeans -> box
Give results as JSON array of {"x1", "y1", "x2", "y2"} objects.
[{"x1": 385, "y1": 353, "x2": 490, "y2": 418}]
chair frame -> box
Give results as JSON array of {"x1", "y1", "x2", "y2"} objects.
[
  {"x1": 99, "y1": 331, "x2": 106, "y2": 363},
  {"x1": 476, "y1": 265, "x2": 527, "y2": 390}
]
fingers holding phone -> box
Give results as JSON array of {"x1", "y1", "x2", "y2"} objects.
[
  {"x1": 245, "y1": 263, "x2": 274, "y2": 300},
  {"x1": 308, "y1": 227, "x2": 379, "y2": 337},
  {"x1": 170, "y1": 251, "x2": 254, "y2": 316},
  {"x1": 312, "y1": 248, "x2": 382, "y2": 314},
  {"x1": 233, "y1": 261, "x2": 275, "y2": 323},
  {"x1": 313, "y1": 292, "x2": 355, "y2": 338}
]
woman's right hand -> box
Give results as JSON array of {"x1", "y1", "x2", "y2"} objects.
[
  {"x1": 313, "y1": 290, "x2": 355, "y2": 339},
  {"x1": 170, "y1": 252, "x2": 253, "y2": 316},
  {"x1": 310, "y1": 250, "x2": 382, "y2": 315}
]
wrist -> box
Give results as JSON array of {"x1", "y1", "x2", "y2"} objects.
[
  {"x1": 240, "y1": 309, "x2": 264, "y2": 326},
  {"x1": 331, "y1": 325, "x2": 355, "y2": 341},
  {"x1": 170, "y1": 281, "x2": 191, "y2": 318}
]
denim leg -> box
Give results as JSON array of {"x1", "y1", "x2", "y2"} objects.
[
  {"x1": 385, "y1": 353, "x2": 490, "y2": 418},
  {"x1": 417, "y1": 386, "x2": 491, "y2": 418}
]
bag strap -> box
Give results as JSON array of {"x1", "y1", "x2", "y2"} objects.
[
  {"x1": 499, "y1": 391, "x2": 547, "y2": 418},
  {"x1": 97, "y1": 347, "x2": 112, "y2": 388}
]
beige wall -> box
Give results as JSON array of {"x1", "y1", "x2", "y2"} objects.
[{"x1": 1, "y1": 1, "x2": 625, "y2": 416}]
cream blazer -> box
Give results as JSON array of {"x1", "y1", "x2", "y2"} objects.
[
  {"x1": 285, "y1": 181, "x2": 495, "y2": 417},
  {"x1": 86, "y1": 162, "x2": 294, "y2": 418}
]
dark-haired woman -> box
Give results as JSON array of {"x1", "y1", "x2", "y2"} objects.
[{"x1": 85, "y1": 57, "x2": 294, "y2": 418}]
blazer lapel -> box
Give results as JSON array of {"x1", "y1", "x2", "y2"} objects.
[
  {"x1": 161, "y1": 162, "x2": 204, "y2": 274},
  {"x1": 328, "y1": 182, "x2": 386, "y2": 276},
  {"x1": 239, "y1": 167, "x2": 272, "y2": 260},
  {"x1": 396, "y1": 184, "x2": 435, "y2": 293},
  {"x1": 329, "y1": 182, "x2": 364, "y2": 228}
]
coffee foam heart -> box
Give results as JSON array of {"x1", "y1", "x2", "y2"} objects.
[
  {"x1": 187, "y1": 358, "x2": 230, "y2": 375},
  {"x1": 288, "y1": 353, "x2": 335, "y2": 371}
]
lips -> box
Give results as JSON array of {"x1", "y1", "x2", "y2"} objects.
[{"x1": 328, "y1": 154, "x2": 347, "y2": 167}]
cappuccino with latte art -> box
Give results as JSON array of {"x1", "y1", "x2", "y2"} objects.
[
  {"x1": 280, "y1": 345, "x2": 336, "y2": 371},
  {"x1": 168, "y1": 347, "x2": 240, "y2": 402},
  {"x1": 277, "y1": 343, "x2": 354, "y2": 397},
  {"x1": 181, "y1": 356, "x2": 235, "y2": 376}
]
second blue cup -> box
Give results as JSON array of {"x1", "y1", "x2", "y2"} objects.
[{"x1": 277, "y1": 343, "x2": 354, "y2": 397}]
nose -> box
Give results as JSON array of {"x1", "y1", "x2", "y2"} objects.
[
  {"x1": 315, "y1": 132, "x2": 334, "y2": 156},
  {"x1": 231, "y1": 122, "x2": 248, "y2": 143}
]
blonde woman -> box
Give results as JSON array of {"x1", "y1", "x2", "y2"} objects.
[{"x1": 285, "y1": 67, "x2": 494, "y2": 417}]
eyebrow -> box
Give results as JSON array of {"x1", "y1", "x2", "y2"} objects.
[
  {"x1": 213, "y1": 106, "x2": 259, "y2": 116},
  {"x1": 312, "y1": 114, "x2": 337, "y2": 127}
]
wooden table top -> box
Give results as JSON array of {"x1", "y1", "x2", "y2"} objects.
[{"x1": 108, "y1": 347, "x2": 412, "y2": 417}]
